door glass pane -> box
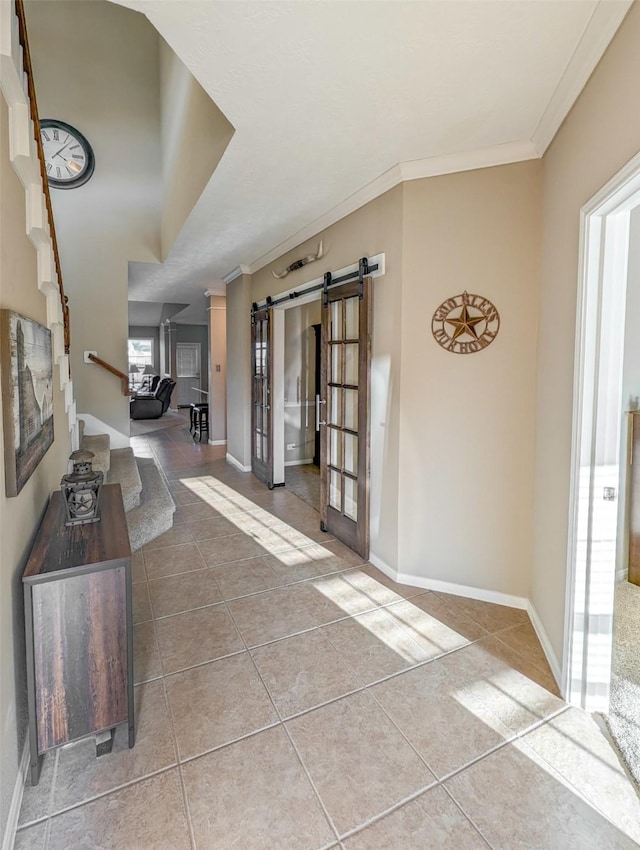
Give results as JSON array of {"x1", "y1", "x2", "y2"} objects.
[
  {"x1": 331, "y1": 301, "x2": 342, "y2": 341},
  {"x1": 262, "y1": 435, "x2": 269, "y2": 462},
  {"x1": 344, "y1": 344, "x2": 358, "y2": 385},
  {"x1": 255, "y1": 432, "x2": 262, "y2": 461},
  {"x1": 331, "y1": 345, "x2": 342, "y2": 383},
  {"x1": 344, "y1": 389, "x2": 358, "y2": 431},
  {"x1": 344, "y1": 476, "x2": 358, "y2": 521},
  {"x1": 344, "y1": 433, "x2": 358, "y2": 475},
  {"x1": 329, "y1": 387, "x2": 341, "y2": 426},
  {"x1": 330, "y1": 427, "x2": 342, "y2": 469},
  {"x1": 330, "y1": 470, "x2": 342, "y2": 510},
  {"x1": 345, "y1": 297, "x2": 359, "y2": 339},
  {"x1": 262, "y1": 381, "x2": 268, "y2": 407}
]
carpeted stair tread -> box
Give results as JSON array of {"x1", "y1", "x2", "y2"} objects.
[
  {"x1": 80, "y1": 433, "x2": 111, "y2": 475},
  {"x1": 125, "y1": 457, "x2": 175, "y2": 551},
  {"x1": 107, "y1": 448, "x2": 142, "y2": 513}
]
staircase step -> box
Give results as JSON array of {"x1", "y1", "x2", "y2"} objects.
[
  {"x1": 125, "y1": 457, "x2": 175, "y2": 552},
  {"x1": 80, "y1": 433, "x2": 111, "y2": 475},
  {"x1": 107, "y1": 448, "x2": 143, "y2": 513}
]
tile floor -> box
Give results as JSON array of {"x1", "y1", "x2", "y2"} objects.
[{"x1": 14, "y1": 423, "x2": 640, "y2": 849}]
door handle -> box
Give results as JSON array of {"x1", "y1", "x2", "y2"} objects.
[{"x1": 316, "y1": 395, "x2": 326, "y2": 430}]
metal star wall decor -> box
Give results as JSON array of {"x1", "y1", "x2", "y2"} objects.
[{"x1": 431, "y1": 291, "x2": 500, "y2": 354}]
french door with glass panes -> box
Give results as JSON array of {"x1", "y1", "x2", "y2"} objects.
[
  {"x1": 251, "y1": 307, "x2": 274, "y2": 487},
  {"x1": 320, "y1": 276, "x2": 371, "y2": 558}
]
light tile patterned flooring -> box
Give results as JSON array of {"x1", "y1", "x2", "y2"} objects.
[{"x1": 15, "y1": 425, "x2": 640, "y2": 849}]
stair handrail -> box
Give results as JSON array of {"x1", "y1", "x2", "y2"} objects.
[
  {"x1": 87, "y1": 353, "x2": 132, "y2": 397},
  {"x1": 15, "y1": 0, "x2": 70, "y2": 354}
]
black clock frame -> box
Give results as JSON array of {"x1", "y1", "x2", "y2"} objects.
[{"x1": 40, "y1": 119, "x2": 95, "y2": 190}]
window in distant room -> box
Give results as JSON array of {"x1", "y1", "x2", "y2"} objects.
[{"x1": 128, "y1": 338, "x2": 154, "y2": 388}]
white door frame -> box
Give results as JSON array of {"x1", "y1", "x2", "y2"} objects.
[
  {"x1": 272, "y1": 291, "x2": 321, "y2": 487},
  {"x1": 565, "y1": 150, "x2": 640, "y2": 711}
]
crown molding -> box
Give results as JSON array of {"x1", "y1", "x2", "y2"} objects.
[
  {"x1": 223, "y1": 265, "x2": 251, "y2": 285},
  {"x1": 399, "y1": 140, "x2": 539, "y2": 182},
  {"x1": 249, "y1": 140, "x2": 538, "y2": 275},
  {"x1": 531, "y1": 0, "x2": 633, "y2": 156}
]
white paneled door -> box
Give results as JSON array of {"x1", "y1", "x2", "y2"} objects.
[{"x1": 176, "y1": 342, "x2": 201, "y2": 406}]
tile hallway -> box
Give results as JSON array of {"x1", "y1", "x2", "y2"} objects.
[{"x1": 15, "y1": 424, "x2": 640, "y2": 849}]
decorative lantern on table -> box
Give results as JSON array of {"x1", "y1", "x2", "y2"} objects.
[{"x1": 61, "y1": 449, "x2": 103, "y2": 526}]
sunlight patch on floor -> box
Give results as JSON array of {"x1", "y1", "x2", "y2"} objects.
[
  {"x1": 346, "y1": 608, "x2": 430, "y2": 664},
  {"x1": 180, "y1": 475, "x2": 332, "y2": 562},
  {"x1": 311, "y1": 574, "x2": 377, "y2": 616},
  {"x1": 384, "y1": 604, "x2": 469, "y2": 656}
]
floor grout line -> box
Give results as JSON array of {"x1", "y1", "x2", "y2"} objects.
[
  {"x1": 31, "y1": 764, "x2": 179, "y2": 828},
  {"x1": 439, "y1": 783, "x2": 497, "y2": 850},
  {"x1": 160, "y1": 667, "x2": 197, "y2": 850},
  {"x1": 219, "y1": 584, "x2": 344, "y2": 844}
]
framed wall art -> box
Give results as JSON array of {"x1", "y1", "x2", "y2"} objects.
[{"x1": 1, "y1": 310, "x2": 54, "y2": 496}]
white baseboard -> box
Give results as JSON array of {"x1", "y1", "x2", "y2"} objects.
[
  {"x1": 78, "y1": 413, "x2": 130, "y2": 448},
  {"x1": 616, "y1": 568, "x2": 628, "y2": 583},
  {"x1": 2, "y1": 740, "x2": 29, "y2": 850},
  {"x1": 368, "y1": 555, "x2": 528, "y2": 609},
  {"x1": 527, "y1": 601, "x2": 562, "y2": 690},
  {"x1": 398, "y1": 572, "x2": 528, "y2": 610},
  {"x1": 208, "y1": 439, "x2": 227, "y2": 446},
  {"x1": 368, "y1": 556, "x2": 562, "y2": 691},
  {"x1": 284, "y1": 458, "x2": 315, "y2": 467},
  {"x1": 368, "y1": 552, "x2": 398, "y2": 581},
  {"x1": 226, "y1": 452, "x2": 251, "y2": 473}
]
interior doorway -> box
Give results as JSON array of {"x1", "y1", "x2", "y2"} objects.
[
  {"x1": 565, "y1": 149, "x2": 640, "y2": 718},
  {"x1": 176, "y1": 342, "x2": 201, "y2": 407},
  {"x1": 280, "y1": 301, "x2": 321, "y2": 509},
  {"x1": 264, "y1": 256, "x2": 381, "y2": 557}
]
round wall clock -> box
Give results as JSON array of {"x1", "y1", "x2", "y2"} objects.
[
  {"x1": 431, "y1": 291, "x2": 500, "y2": 354},
  {"x1": 40, "y1": 119, "x2": 95, "y2": 189}
]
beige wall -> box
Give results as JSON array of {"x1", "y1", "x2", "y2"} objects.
[
  {"x1": 159, "y1": 38, "x2": 234, "y2": 259},
  {"x1": 250, "y1": 186, "x2": 404, "y2": 568},
  {"x1": 0, "y1": 95, "x2": 71, "y2": 844},
  {"x1": 533, "y1": 0, "x2": 640, "y2": 661},
  {"x1": 208, "y1": 297, "x2": 226, "y2": 443},
  {"x1": 26, "y1": 0, "x2": 162, "y2": 436},
  {"x1": 400, "y1": 161, "x2": 542, "y2": 597},
  {"x1": 226, "y1": 275, "x2": 253, "y2": 467},
  {"x1": 249, "y1": 167, "x2": 541, "y2": 592}
]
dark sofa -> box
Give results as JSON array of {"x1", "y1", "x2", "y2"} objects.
[{"x1": 130, "y1": 378, "x2": 176, "y2": 420}]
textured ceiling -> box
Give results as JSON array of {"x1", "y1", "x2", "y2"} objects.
[
  {"x1": 128, "y1": 300, "x2": 191, "y2": 326},
  {"x1": 119, "y1": 0, "x2": 630, "y2": 303}
]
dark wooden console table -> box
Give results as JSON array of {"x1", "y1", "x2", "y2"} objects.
[{"x1": 23, "y1": 483, "x2": 135, "y2": 785}]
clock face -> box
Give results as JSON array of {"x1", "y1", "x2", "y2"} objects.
[{"x1": 40, "y1": 120, "x2": 95, "y2": 189}]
